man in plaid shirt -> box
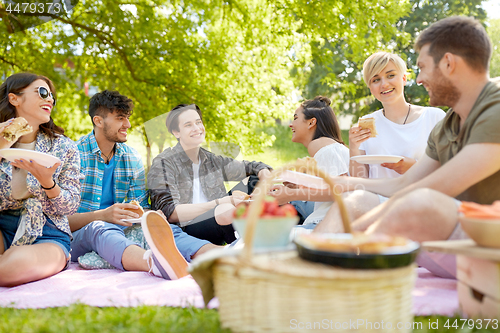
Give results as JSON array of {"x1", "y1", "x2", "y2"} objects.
[{"x1": 69, "y1": 90, "x2": 216, "y2": 279}]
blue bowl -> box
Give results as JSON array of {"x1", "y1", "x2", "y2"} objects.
[{"x1": 233, "y1": 217, "x2": 300, "y2": 250}]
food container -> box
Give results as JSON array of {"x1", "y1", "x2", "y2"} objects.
[
  {"x1": 295, "y1": 233, "x2": 420, "y2": 269},
  {"x1": 459, "y1": 216, "x2": 500, "y2": 248},
  {"x1": 233, "y1": 216, "x2": 299, "y2": 250}
]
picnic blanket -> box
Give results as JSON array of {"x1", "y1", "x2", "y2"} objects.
[{"x1": 0, "y1": 264, "x2": 458, "y2": 316}]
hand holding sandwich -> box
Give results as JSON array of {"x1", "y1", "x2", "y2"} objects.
[
  {"x1": 348, "y1": 125, "x2": 372, "y2": 152},
  {"x1": 0, "y1": 118, "x2": 15, "y2": 149}
]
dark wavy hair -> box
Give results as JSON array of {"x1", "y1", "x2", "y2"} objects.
[
  {"x1": 165, "y1": 104, "x2": 203, "y2": 140},
  {"x1": 0, "y1": 72, "x2": 64, "y2": 138},
  {"x1": 300, "y1": 96, "x2": 345, "y2": 146},
  {"x1": 89, "y1": 90, "x2": 133, "y2": 126}
]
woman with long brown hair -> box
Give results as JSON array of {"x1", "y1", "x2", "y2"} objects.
[{"x1": 0, "y1": 73, "x2": 80, "y2": 286}]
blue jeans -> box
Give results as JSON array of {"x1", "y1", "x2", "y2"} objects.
[
  {"x1": 0, "y1": 209, "x2": 71, "y2": 258},
  {"x1": 70, "y1": 221, "x2": 209, "y2": 270},
  {"x1": 291, "y1": 201, "x2": 315, "y2": 225}
]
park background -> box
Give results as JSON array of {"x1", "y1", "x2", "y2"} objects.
[
  {"x1": 1, "y1": 0, "x2": 500, "y2": 170},
  {"x1": 1, "y1": 0, "x2": 500, "y2": 332}
]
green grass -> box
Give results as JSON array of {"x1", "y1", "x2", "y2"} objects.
[
  {"x1": 1, "y1": 305, "x2": 499, "y2": 332},
  {"x1": 0, "y1": 304, "x2": 230, "y2": 333}
]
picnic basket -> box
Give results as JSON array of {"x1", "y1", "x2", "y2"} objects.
[{"x1": 195, "y1": 159, "x2": 417, "y2": 333}]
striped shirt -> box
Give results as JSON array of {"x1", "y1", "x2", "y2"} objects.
[{"x1": 76, "y1": 131, "x2": 149, "y2": 213}]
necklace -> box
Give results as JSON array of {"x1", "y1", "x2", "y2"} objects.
[
  {"x1": 101, "y1": 145, "x2": 115, "y2": 164},
  {"x1": 383, "y1": 104, "x2": 411, "y2": 125}
]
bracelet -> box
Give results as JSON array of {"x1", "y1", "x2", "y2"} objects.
[{"x1": 40, "y1": 180, "x2": 57, "y2": 190}]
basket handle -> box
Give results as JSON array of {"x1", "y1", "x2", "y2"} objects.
[{"x1": 241, "y1": 158, "x2": 351, "y2": 262}]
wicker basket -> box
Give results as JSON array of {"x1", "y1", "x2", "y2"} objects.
[{"x1": 197, "y1": 160, "x2": 416, "y2": 333}]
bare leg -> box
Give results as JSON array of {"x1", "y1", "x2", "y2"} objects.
[
  {"x1": 214, "y1": 203, "x2": 236, "y2": 226},
  {"x1": 121, "y1": 245, "x2": 148, "y2": 271},
  {"x1": 0, "y1": 243, "x2": 67, "y2": 287},
  {"x1": 0, "y1": 234, "x2": 4, "y2": 254},
  {"x1": 366, "y1": 188, "x2": 458, "y2": 242},
  {"x1": 192, "y1": 243, "x2": 222, "y2": 259},
  {"x1": 314, "y1": 190, "x2": 381, "y2": 233}
]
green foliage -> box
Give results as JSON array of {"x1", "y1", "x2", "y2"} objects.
[
  {"x1": 488, "y1": 18, "x2": 500, "y2": 78},
  {"x1": 1, "y1": 0, "x2": 410, "y2": 150},
  {"x1": 298, "y1": 0, "x2": 487, "y2": 123}
]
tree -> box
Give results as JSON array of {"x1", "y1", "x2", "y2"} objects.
[
  {"x1": 297, "y1": 0, "x2": 487, "y2": 121},
  {"x1": 488, "y1": 18, "x2": 500, "y2": 78},
  {"x1": 0, "y1": 0, "x2": 410, "y2": 166}
]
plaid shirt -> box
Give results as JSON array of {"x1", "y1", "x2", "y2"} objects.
[{"x1": 76, "y1": 131, "x2": 149, "y2": 213}]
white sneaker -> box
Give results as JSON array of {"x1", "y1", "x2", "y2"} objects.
[{"x1": 141, "y1": 211, "x2": 189, "y2": 280}]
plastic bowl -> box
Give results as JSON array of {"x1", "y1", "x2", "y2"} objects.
[
  {"x1": 233, "y1": 217, "x2": 299, "y2": 250},
  {"x1": 459, "y1": 216, "x2": 500, "y2": 248}
]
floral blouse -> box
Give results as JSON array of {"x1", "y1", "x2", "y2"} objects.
[{"x1": 0, "y1": 131, "x2": 81, "y2": 246}]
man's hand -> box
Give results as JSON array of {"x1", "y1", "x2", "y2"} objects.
[
  {"x1": 258, "y1": 168, "x2": 272, "y2": 180},
  {"x1": 101, "y1": 203, "x2": 142, "y2": 226},
  {"x1": 381, "y1": 157, "x2": 416, "y2": 175}
]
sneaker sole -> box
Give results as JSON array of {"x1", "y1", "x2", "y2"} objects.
[{"x1": 142, "y1": 211, "x2": 189, "y2": 279}]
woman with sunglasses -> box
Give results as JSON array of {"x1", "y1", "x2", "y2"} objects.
[
  {"x1": 268, "y1": 96, "x2": 349, "y2": 226},
  {"x1": 0, "y1": 73, "x2": 80, "y2": 286}
]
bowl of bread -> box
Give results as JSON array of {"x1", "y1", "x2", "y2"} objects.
[
  {"x1": 295, "y1": 232, "x2": 420, "y2": 269},
  {"x1": 458, "y1": 201, "x2": 500, "y2": 248}
]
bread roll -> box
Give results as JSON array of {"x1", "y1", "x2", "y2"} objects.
[
  {"x1": 125, "y1": 200, "x2": 144, "y2": 217},
  {"x1": 232, "y1": 190, "x2": 250, "y2": 200},
  {"x1": 358, "y1": 118, "x2": 377, "y2": 137},
  {"x1": 3, "y1": 117, "x2": 33, "y2": 142}
]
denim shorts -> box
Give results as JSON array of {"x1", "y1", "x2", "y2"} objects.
[{"x1": 0, "y1": 209, "x2": 71, "y2": 258}]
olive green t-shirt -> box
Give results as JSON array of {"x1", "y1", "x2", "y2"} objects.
[{"x1": 426, "y1": 78, "x2": 500, "y2": 204}]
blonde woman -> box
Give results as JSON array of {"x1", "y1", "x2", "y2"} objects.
[{"x1": 349, "y1": 52, "x2": 445, "y2": 182}]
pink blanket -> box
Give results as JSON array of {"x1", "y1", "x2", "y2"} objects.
[{"x1": 0, "y1": 264, "x2": 457, "y2": 316}]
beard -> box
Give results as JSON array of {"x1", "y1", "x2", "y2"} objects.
[
  {"x1": 428, "y1": 67, "x2": 461, "y2": 108},
  {"x1": 103, "y1": 123, "x2": 127, "y2": 143}
]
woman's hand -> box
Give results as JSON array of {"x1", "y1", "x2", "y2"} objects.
[
  {"x1": 381, "y1": 157, "x2": 416, "y2": 174},
  {"x1": 10, "y1": 159, "x2": 61, "y2": 188},
  {"x1": 0, "y1": 119, "x2": 15, "y2": 150},
  {"x1": 268, "y1": 184, "x2": 293, "y2": 205},
  {"x1": 349, "y1": 125, "x2": 371, "y2": 152}
]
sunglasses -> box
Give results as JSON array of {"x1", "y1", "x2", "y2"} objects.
[
  {"x1": 16, "y1": 86, "x2": 56, "y2": 106},
  {"x1": 36, "y1": 86, "x2": 56, "y2": 106}
]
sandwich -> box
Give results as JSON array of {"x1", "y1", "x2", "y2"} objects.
[
  {"x1": 125, "y1": 200, "x2": 144, "y2": 217},
  {"x1": 232, "y1": 190, "x2": 250, "y2": 200},
  {"x1": 358, "y1": 117, "x2": 377, "y2": 137},
  {"x1": 2, "y1": 117, "x2": 33, "y2": 142}
]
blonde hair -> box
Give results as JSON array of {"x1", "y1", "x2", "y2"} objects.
[{"x1": 362, "y1": 52, "x2": 407, "y2": 86}]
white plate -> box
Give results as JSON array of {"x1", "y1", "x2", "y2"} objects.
[
  {"x1": 350, "y1": 155, "x2": 403, "y2": 165},
  {"x1": 0, "y1": 148, "x2": 61, "y2": 167},
  {"x1": 122, "y1": 218, "x2": 142, "y2": 224},
  {"x1": 280, "y1": 170, "x2": 328, "y2": 190}
]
